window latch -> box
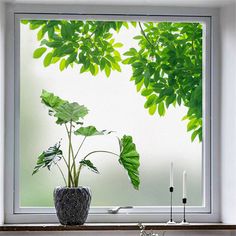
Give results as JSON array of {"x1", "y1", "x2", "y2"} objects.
[{"x1": 107, "y1": 206, "x2": 133, "y2": 214}]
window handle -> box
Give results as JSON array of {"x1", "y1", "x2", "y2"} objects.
[{"x1": 108, "y1": 206, "x2": 133, "y2": 214}]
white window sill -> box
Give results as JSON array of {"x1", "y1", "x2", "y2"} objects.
[{"x1": 0, "y1": 223, "x2": 236, "y2": 232}]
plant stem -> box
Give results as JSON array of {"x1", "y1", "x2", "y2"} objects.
[
  {"x1": 75, "y1": 150, "x2": 120, "y2": 185},
  {"x1": 56, "y1": 163, "x2": 67, "y2": 186},
  {"x1": 65, "y1": 122, "x2": 78, "y2": 186},
  {"x1": 61, "y1": 155, "x2": 74, "y2": 186},
  {"x1": 75, "y1": 136, "x2": 87, "y2": 159},
  {"x1": 70, "y1": 136, "x2": 87, "y2": 185},
  {"x1": 65, "y1": 123, "x2": 72, "y2": 187},
  {"x1": 138, "y1": 22, "x2": 155, "y2": 48},
  {"x1": 69, "y1": 122, "x2": 77, "y2": 184},
  {"x1": 83, "y1": 150, "x2": 120, "y2": 160}
]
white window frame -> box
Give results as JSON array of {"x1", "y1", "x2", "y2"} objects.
[{"x1": 4, "y1": 3, "x2": 220, "y2": 224}]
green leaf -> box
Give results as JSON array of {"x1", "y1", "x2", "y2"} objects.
[
  {"x1": 59, "y1": 58, "x2": 66, "y2": 71},
  {"x1": 105, "y1": 65, "x2": 111, "y2": 77},
  {"x1": 37, "y1": 29, "x2": 44, "y2": 40},
  {"x1": 158, "y1": 102, "x2": 165, "y2": 116},
  {"x1": 113, "y1": 42, "x2": 123, "y2": 48},
  {"x1": 33, "y1": 47, "x2": 47, "y2": 58},
  {"x1": 43, "y1": 52, "x2": 53, "y2": 67},
  {"x1": 51, "y1": 57, "x2": 60, "y2": 64},
  {"x1": 100, "y1": 58, "x2": 106, "y2": 70},
  {"x1": 41, "y1": 90, "x2": 67, "y2": 110},
  {"x1": 55, "y1": 102, "x2": 89, "y2": 123},
  {"x1": 144, "y1": 76, "x2": 150, "y2": 88},
  {"x1": 112, "y1": 63, "x2": 121, "y2": 72},
  {"x1": 136, "y1": 80, "x2": 144, "y2": 92},
  {"x1": 133, "y1": 35, "x2": 143, "y2": 40},
  {"x1": 106, "y1": 55, "x2": 115, "y2": 63},
  {"x1": 21, "y1": 20, "x2": 29, "y2": 25},
  {"x1": 122, "y1": 58, "x2": 131, "y2": 64},
  {"x1": 141, "y1": 89, "x2": 153, "y2": 96},
  {"x1": 177, "y1": 95, "x2": 182, "y2": 106},
  {"x1": 131, "y1": 22, "x2": 137, "y2": 27},
  {"x1": 94, "y1": 64, "x2": 99, "y2": 76},
  {"x1": 133, "y1": 62, "x2": 143, "y2": 68},
  {"x1": 66, "y1": 52, "x2": 77, "y2": 67},
  {"x1": 135, "y1": 76, "x2": 143, "y2": 85},
  {"x1": 166, "y1": 94, "x2": 176, "y2": 108},
  {"x1": 48, "y1": 27, "x2": 55, "y2": 39},
  {"x1": 79, "y1": 159, "x2": 99, "y2": 174},
  {"x1": 123, "y1": 22, "x2": 129, "y2": 29},
  {"x1": 187, "y1": 119, "x2": 198, "y2": 132},
  {"x1": 74, "y1": 126, "x2": 111, "y2": 137},
  {"x1": 32, "y1": 142, "x2": 63, "y2": 175},
  {"x1": 61, "y1": 22, "x2": 73, "y2": 40},
  {"x1": 41, "y1": 40, "x2": 63, "y2": 48},
  {"x1": 133, "y1": 68, "x2": 143, "y2": 77},
  {"x1": 118, "y1": 135, "x2": 140, "y2": 190},
  {"x1": 191, "y1": 129, "x2": 199, "y2": 142},
  {"x1": 144, "y1": 94, "x2": 157, "y2": 108},
  {"x1": 149, "y1": 104, "x2": 157, "y2": 115},
  {"x1": 182, "y1": 115, "x2": 189, "y2": 121},
  {"x1": 90, "y1": 64, "x2": 95, "y2": 75}
]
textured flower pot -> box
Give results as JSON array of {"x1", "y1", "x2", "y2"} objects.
[{"x1": 54, "y1": 186, "x2": 91, "y2": 225}]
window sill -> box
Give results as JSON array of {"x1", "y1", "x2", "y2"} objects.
[{"x1": 0, "y1": 223, "x2": 236, "y2": 232}]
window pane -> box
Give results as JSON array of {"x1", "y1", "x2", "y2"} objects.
[{"x1": 20, "y1": 20, "x2": 203, "y2": 207}]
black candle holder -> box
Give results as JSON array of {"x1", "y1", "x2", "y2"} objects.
[
  {"x1": 180, "y1": 198, "x2": 189, "y2": 225},
  {"x1": 166, "y1": 187, "x2": 176, "y2": 224}
]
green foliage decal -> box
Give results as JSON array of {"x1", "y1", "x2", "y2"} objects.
[
  {"x1": 22, "y1": 20, "x2": 126, "y2": 77},
  {"x1": 22, "y1": 20, "x2": 203, "y2": 142},
  {"x1": 123, "y1": 22, "x2": 203, "y2": 142}
]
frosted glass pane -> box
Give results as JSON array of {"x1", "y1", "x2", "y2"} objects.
[{"x1": 20, "y1": 20, "x2": 203, "y2": 207}]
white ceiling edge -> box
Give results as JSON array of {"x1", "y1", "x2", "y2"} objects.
[{"x1": 2, "y1": 0, "x2": 236, "y2": 8}]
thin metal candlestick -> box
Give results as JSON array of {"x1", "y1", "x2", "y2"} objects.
[
  {"x1": 166, "y1": 187, "x2": 176, "y2": 224},
  {"x1": 180, "y1": 198, "x2": 189, "y2": 225}
]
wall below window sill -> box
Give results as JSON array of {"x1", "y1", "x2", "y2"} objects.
[{"x1": 0, "y1": 223, "x2": 236, "y2": 232}]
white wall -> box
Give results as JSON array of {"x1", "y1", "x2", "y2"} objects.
[
  {"x1": 220, "y1": 2, "x2": 236, "y2": 224},
  {"x1": 0, "y1": 1, "x2": 5, "y2": 225}
]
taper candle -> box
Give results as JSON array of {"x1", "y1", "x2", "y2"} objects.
[
  {"x1": 170, "y1": 162, "x2": 174, "y2": 187},
  {"x1": 183, "y1": 171, "x2": 187, "y2": 198}
]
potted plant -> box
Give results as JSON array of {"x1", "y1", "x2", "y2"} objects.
[{"x1": 32, "y1": 90, "x2": 140, "y2": 225}]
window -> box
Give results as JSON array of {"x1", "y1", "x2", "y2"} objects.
[{"x1": 5, "y1": 4, "x2": 220, "y2": 224}]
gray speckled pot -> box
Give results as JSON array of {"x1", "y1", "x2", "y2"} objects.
[{"x1": 54, "y1": 186, "x2": 91, "y2": 225}]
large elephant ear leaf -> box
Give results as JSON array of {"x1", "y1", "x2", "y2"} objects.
[
  {"x1": 32, "y1": 142, "x2": 63, "y2": 175},
  {"x1": 74, "y1": 125, "x2": 113, "y2": 137},
  {"x1": 41, "y1": 90, "x2": 67, "y2": 110},
  {"x1": 118, "y1": 135, "x2": 140, "y2": 190},
  {"x1": 55, "y1": 102, "x2": 89, "y2": 124}
]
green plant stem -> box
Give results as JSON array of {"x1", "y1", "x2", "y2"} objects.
[
  {"x1": 75, "y1": 150, "x2": 120, "y2": 186},
  {"x1": 83, "y1": 150, "x2": 120, "y2": 160},
  {"x1": 56, "y1": 163, "x2": 67, "y2": 186},
  {"x1": 69, "y1": 136, "x2": 87, "y2": 182},
  {"x1": 65, "y1": 123, "x2": 72, "y2": 187},
  {"x1": 69, "y1": 122, "x2": 77, "y2": 182},
  {"x1": 61, "y1": 155, "x2": 74, "y2": 186},
  {"x1": 65, "y1": 122, "x2": 78, "y2": 186},
  {"x1": 138, "y1": 22, "x2": 155, "y2": 48},
  {"x1": 75, "y1": 136, "x2": 87, "y2": 159}
]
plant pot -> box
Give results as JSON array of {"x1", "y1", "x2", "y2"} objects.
[{"x1": 54, "y1": 186, "x2": 91, "y2": 225}]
